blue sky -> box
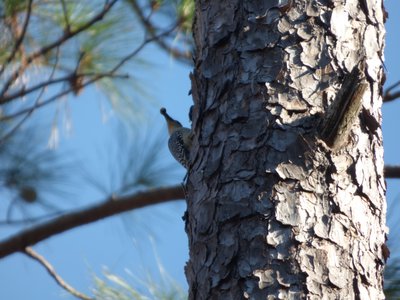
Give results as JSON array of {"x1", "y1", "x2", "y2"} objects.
[{"x1": 1, "y1": 1, "x2": 400, "y2": 299}]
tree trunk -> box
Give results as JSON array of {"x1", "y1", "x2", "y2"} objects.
[{"x1": 186, "y1": 0, "x2": 387, "y2": 299}]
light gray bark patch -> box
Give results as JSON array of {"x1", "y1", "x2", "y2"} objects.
[
  {"x1": 286, "y1": 3, "x2": 307, "y2": 22},
  {"x1": 299, "y1": 173, "x2": 319, "y2": 192},
  {"x1": 355, "y1": 154, "x2": 381, "y2": 209},
  {"x1": 253, "y1": 269, "x2": 276, "y2": 288},
  {"x1": 276, "y1": 269, "x2": 298, "y2": 287},
  {"x1": 274, "y1": 184, "x2": 300, "y2": 226},
  {"x1": 328, "y1": 216, "x2": 348, "y2": 247},
  {"x1": 300, "y1": 37, "x2": 329, "y2": 69},
  {"x1": 352, "y1": 240, "x2": 382, "y2": 285},
  {"x1": 296, "y1": 23, "x2": 313, "y2": 40},
  {"x1": 276, "y1": 163, "x2": 306, "y2": 181},
  {"x1": 314, "y1": 217, "x2": 329, "y2": 239},
  {"x1": 364, "y1": 25, "x2": 381, "y2": 81},
  {"x1": 266, "y1": 221, "x2": 292, "y2": 258},
  {"x1": 349, "y1": 196, "x2": 371, "y2": 237},
  {"x1": 266, "y1": 85, "x2": 308, "y2": 112},
  {"x1": 299, "y1": 248, "x2": 329, "y2": 284},
  {"x1": 363, "y1": 0, "x2": 384, "y2": 23},
  {"x1": 277, "y1": 16, "x2": 293, "y2": 34}
]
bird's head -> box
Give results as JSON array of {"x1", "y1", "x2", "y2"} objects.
[{"x1": 160, "y1": 108, "x2": 183, "y2": 135}]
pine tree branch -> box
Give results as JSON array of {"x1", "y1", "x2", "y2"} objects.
[
  {"x1": 0, "y1": 72, "x2": 129, "y2": 104},
  {"x1": 0, "y1": 46, "x2": 61, "y2": 144},
  {"x1": 24, "y1": 247, "x2": 93, "y2": 300},
  {"x1": 127, "y1": 0, "x2": 192, "y2": 64},
  {"x1": 0, "y1": 185, "x2": 184, "y2": 259},
  {"x1": 383, "y1": 80, "x2": 400, "y2": 103},
  {"x1": 0, "y1": 0, "x2": 33, "y2": 77},
  {"x1": 0, "y1": 0, "x2": 119, "y2": 102},
  {"x1": 384, "y1": 165, "x2": 400, "y2": 179},
  {"x1": 0, "y1": 23, "x2": 178, "y2": 121},
  {"x1": 59, "y1": 0, "x2": 71, "y2": 34}
]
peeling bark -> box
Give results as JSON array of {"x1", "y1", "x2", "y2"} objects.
[{"x1": 186, "y1": 0, "x2": 386, "y2": 299}]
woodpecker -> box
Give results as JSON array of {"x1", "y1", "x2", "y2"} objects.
[{"x1": 160, "y1": 107, "x2": 191, "y2": 169}]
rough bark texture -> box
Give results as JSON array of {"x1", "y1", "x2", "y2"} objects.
[{"x1": 186, "y1": 0, "x2": 386, "y2": 299}]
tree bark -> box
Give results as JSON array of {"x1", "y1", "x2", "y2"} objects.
[{"x1": 186, "y1": 0, "x2": 386, "y2": 299}]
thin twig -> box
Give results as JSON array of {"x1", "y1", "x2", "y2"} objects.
[
  {"x1": 0, "y1": 0, "x2": 119, "y2": 102},
  {"x1": 105, "y1": 23, "x2": 178, "y2": 73},
  {"x1": 59, "y1": 0, "x2": 71, "y2": 33},
  {"x1": 0, "y1": 71, "x2": 129, "y2": 105},
  {"x1": 0, "y1": 24, "x2": 178, "y2": 121},
  {"x1": 0, "y1": 185, "x2": 184, "y2": 258},
  {"x1": 0, "y1": 46, "x2": 61, "y2": 144},
  {"x1": 24, "y1": 247, "x2": 93, "y2": 300},
  {"x1": 127, "y1": 0, "x2": 192, "y2": 64},
  {"x1": 0, "y1": 0, "x2": 33, "y2": 77}
]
